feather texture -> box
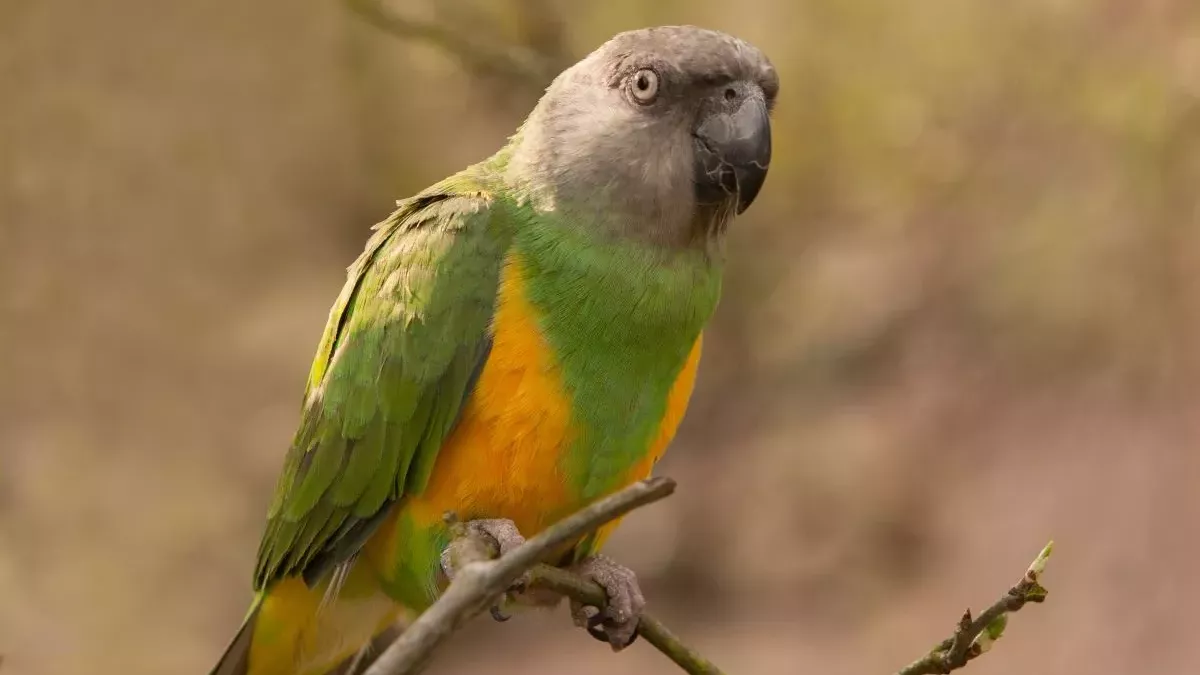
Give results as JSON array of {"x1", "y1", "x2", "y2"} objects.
[{"x1": 252, "y1": 170, "x2": 509, "y2": 591}]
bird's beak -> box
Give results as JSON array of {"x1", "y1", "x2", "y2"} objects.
[{"x1": 693, "y1": 90, "x2": 772, "y2": 214}]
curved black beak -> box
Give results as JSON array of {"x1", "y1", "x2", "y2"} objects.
[{"x1": 693, "y1": 91, "x2": 772, "y2": 214}]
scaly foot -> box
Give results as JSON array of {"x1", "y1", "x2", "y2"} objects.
[
  {"x1": 570, "y1": 554, "x2": 645, "y2": 651},
  {"x1": 439, "y1": 518, "x2": 530, "y2": 621}
]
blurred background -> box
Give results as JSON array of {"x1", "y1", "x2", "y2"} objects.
[{"x1": 3, "y1": 0, "x2": 1200, "y2": 673}]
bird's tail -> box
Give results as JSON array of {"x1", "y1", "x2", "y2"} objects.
[
  {"x1": 208, "y1": 574, "x2": 402, "y2": 675},
  {"x1": 209, "y1": 593, "x2": 264, "y2": 675}
]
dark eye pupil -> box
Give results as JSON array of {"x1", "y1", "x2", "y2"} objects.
[{"x1": 637, "y1": 75, "x2": 649, "y2": 89}]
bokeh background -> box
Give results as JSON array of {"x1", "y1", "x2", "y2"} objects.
[{"x1": 4, "y1": 0, "x2": 1200, "y2": 673}]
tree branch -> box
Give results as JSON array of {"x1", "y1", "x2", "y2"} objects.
[
  {"x1": 361, "y1": 477, "x2": 713, "y2": 675},
  {"x1": 353, "y1": 473, "x2": 1052, "y2": 675},
  {"x1": 896, "y1": 541, "x2": 1054, "y2": 675},
  {"x1": 344, "y1": 0, "x2": 558, "y2": 91},
  {"x1": 528, "y1": 565, "x2": 725, "y2": 675}
]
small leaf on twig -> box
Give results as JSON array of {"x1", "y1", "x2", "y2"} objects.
[{"x1": 896, "y1": 541, "x2": 1055, "y2": 675}]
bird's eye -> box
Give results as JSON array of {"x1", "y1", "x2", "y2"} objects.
[{"x1": 629, "y1": 69, "x2": 659, "y2": 104}]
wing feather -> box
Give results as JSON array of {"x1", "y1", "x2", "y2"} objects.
[{"x1": 252, "y1": 183, "x2": 506, "y2": 591}]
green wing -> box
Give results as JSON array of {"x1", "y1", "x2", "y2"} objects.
[{"x1": 252, "y1": 182, "x2": 507, "y2": 591}]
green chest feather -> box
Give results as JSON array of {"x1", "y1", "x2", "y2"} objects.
[{"x1": 512, "y1": 220, "x2": 722, "y2": 497}]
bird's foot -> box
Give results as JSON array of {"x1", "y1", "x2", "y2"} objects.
[
  {"x1": 439, "y1": 518, "x2": 531, "y2": 621},
  {"x1": 570, "y1": 554, "x2": 645, "y2": 651}
]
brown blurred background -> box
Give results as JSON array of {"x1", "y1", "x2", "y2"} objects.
[{"x1": 4, "y1": 0, "x2": 1200, "y2": 673}]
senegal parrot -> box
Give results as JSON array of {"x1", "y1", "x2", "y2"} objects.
[{"x1": 210, "y1": 25, "x2": 777, "y2": 675}]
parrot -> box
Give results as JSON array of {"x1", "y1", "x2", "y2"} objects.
[{"x1": 209, "y1": 25, "x2": 777, "y2": 675}]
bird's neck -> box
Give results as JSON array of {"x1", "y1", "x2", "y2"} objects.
[
  {"x1": 495, "y1": 125, "x2": 730, "y2": 252},
  {"x1": 477, "y1": 142, "x2": 724, "y2": 348},
  {"x1": 511, "y1": 207, "x2": 722, "y2": 347}
]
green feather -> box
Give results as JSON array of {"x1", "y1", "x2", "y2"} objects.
[
  {"x1": 285, "y1": 499, "x2": 338, "y2": 573},
  {"x1": 385, "y1": 389, "x2": 434, "y2": 510},
  {"x1": 285, "y1": 424, "x2": 347, "y2": 521},
  {"x1": 331, "y1": 417, "x2": 385, "y2": 506},
  {"x1": 297, "y1": 504, "x2": 350, "y2": 571},
  {"x1": 352, "y1": 419, "x2": 398, "y2": 518},
  {"x1": 250, "y1": 159, "x2": 512, "y2": 592},
  {"x1": 514, "y1": 219, "x2": 722, "y2": 501}
]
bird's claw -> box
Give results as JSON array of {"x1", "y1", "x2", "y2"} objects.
[
  {"x1": 570, "y1": 554, "x2": 644, "y2": 651},
  {"x1": 439, "y1": 518, "x2": 530, "y2": 621}
]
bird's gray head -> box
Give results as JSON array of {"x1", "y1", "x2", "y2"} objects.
[{"x1": 506, "y1": 26, "x2": 778, "y2": 251}]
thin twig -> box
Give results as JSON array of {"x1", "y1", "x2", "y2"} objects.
[
  {"x1": 361, "y1": 477, "x2": 681, "y2": 675},
  {"x1": 529, "y1": 565, "x2": 725, "y2": 675},
  {"x1": 896, "y1": 541, "x2": 1054, "y2": 675},
  {"x1": 344, "y1": 0, "x2": 558, "y2": 90}
]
